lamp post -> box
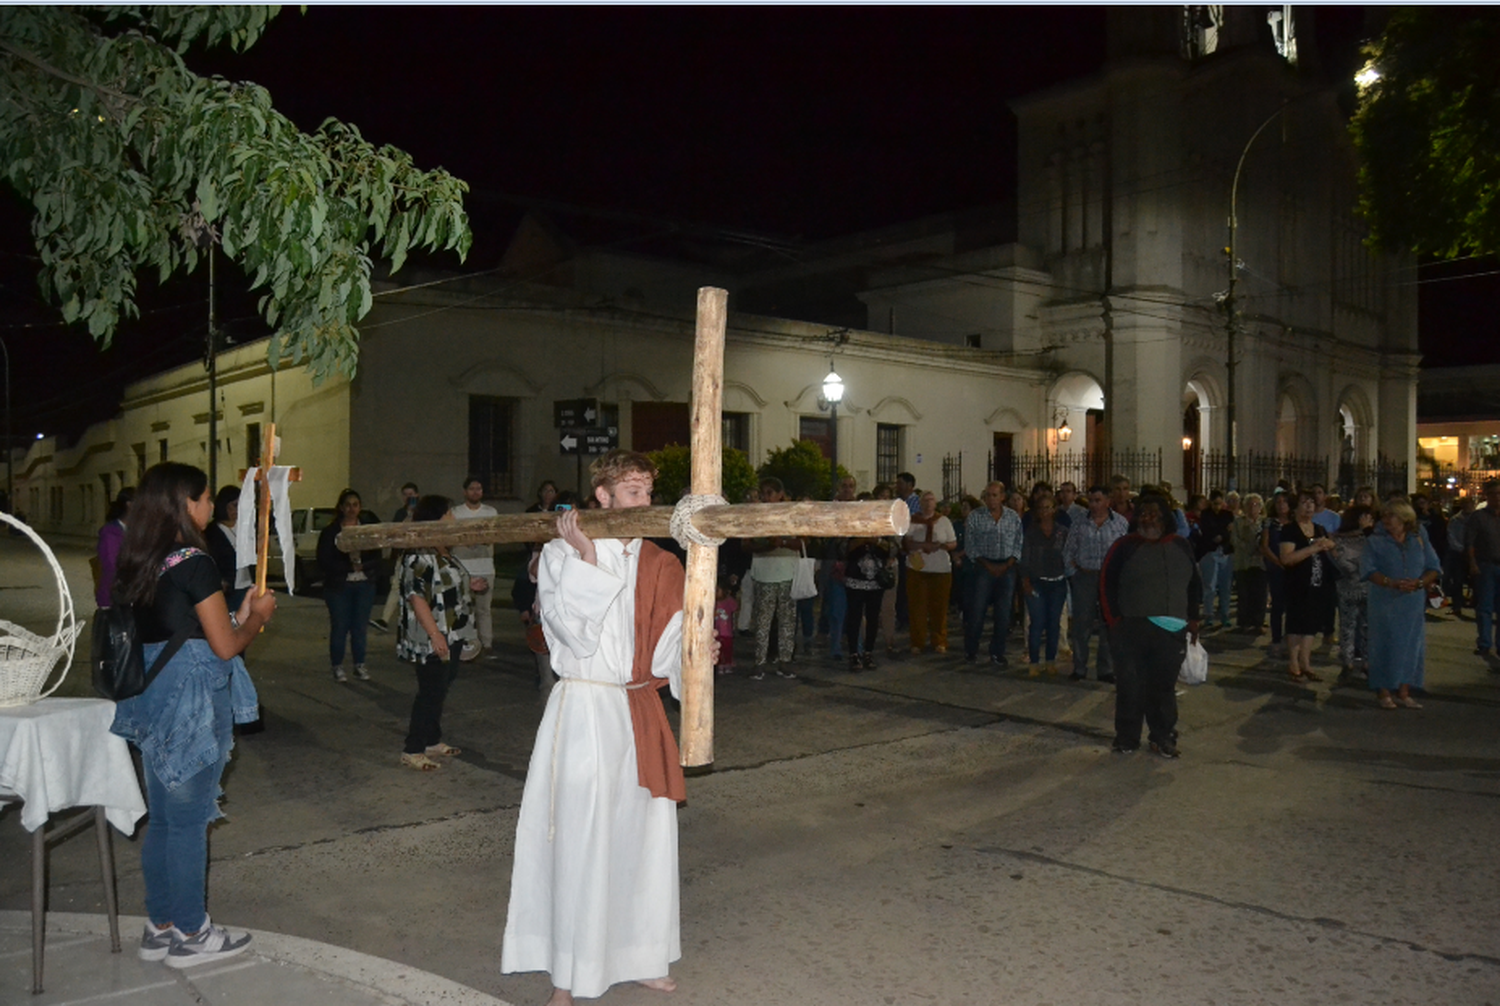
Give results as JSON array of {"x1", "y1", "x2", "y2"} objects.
[
  {"x1": 1225, "y1": 91, "x2": 1322, "y2": 489},
  {"x1": 822, "y1": 364, "x2": 844, "y2": 494}
]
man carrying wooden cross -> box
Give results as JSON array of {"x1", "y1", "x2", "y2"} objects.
[{"x1": 501, "y1": 448, "x2": 717, "y2": 1004}]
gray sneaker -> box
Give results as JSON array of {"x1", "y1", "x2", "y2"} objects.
[
  {"x1": 165, "y1": 918, "x2": 252, "y2": 969},
  {"x1": 332, "y1": 665, "x2": 348, "y2": 683},
  {"x1": 353, "y1": 663, "x2": 371, "y2": 681},
  {"x1": 138, "y1": 923, "x2": 183, "y2": 961}
]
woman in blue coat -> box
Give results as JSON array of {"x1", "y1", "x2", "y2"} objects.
[{"x1": 1360, "y1": 499, "x2": 1441, "y2": 710}]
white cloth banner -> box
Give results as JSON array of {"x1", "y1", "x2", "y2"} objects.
[{"x1": 235, "y1": 466, "x2": 298, "y2": 594}]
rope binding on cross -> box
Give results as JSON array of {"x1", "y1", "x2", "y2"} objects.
[{"x1": 670, "y1": 494, "x2": 729, "y2": 549}]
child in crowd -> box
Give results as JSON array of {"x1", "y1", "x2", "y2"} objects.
[{"x1": 714, "y1": 579, "x2": 739, "y2": 675}]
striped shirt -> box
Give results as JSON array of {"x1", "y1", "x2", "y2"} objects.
[
  {"x1": 1062, "y1": 509, "x2": 1130, "y2": 575},
  {"x1": 964, "y1": 506, "x2": 1023, "y2": 561}
]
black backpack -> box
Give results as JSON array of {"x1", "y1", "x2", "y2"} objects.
[{"x1": 90, "y1": 604, "x2": 188, "y2": 701}]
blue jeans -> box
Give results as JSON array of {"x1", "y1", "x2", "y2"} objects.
[
  {"x1": 823, "y1": 581, "x2": 848, "y2": 657},
  {"x1": 326, "y1": 579, "x2": 377, "y2": 666},
  {"x1": 1200, "y1": 551, "x2": 1231, "y2": 625},
  {"x1": 1477, "y1": 562, "x2": 1500, "y2": 652},
  {"x1": 1025, "y1": 579, "x2": 1068, "y2": 662},
  {"x1": 963, "y1": 563, "x2": 1016, "y2": 660},
  {"x1": 141, "y1": 748, "x2": 228, "y2": 934}
]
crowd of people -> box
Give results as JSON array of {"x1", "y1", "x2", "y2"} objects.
[
  {"x1": 87, "y1": 453, "x2": 1500, "y2": 998},
  {"x1": 708, "y1": 472, "x2": 1500, "y2": 728}
]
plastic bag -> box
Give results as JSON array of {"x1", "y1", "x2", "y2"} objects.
[{"x1": 1179, "y1": 637, "x2": 1208, "y2": 685}]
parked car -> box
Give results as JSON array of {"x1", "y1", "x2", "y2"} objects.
[{"x1": 265, "y1": 506, "x2": 381, "y2": 589}]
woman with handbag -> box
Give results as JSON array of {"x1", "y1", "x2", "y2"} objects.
[
  {"x1": 903, "y1": 492, "x2": 957, "y2": 654},
  {"x1": 108, "y1": 463, "x2": 277, "y2": 967}
]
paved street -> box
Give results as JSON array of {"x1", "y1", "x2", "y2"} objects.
[{"x1": 3, "y1": 536, "x2": 1500, "y2": 1005}]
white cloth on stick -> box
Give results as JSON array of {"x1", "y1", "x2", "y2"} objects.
[
  {"x1": 235, "y1": 466, "x2": 297, "y2": 594},
  {"x1": 501, "y1": 537, "x2": 682, "y2": 998}
]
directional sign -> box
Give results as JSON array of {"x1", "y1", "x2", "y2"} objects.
[
  {"x1": 560, "y1": 426, "x2": 619, "y2": 455},
  {"x1": 553, "y1": 398, "x2": 599, "y2": 428}
]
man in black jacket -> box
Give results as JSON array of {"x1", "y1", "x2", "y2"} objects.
[{"x1": 1100, "y1": 494, "x2": 1202, "y2": 758}]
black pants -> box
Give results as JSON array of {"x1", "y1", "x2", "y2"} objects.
[
  {"x1": 844, "y1": 586, "x2": 884, "y2": 654},
  {"x1": 1111, "y1": 618, "x2": 1186, "y2": 749},
  {"x1": 1234, "y1": 567, "x2": 1267, "y2": 628},
  {"x1": 404, "y1": 650, "x2": 461, "y2": 754}
]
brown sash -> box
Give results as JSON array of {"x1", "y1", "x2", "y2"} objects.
[{"x1": 628, "y1": 542, "x2": 687, "y2": 802}]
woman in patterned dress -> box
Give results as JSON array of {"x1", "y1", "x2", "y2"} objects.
[{"x1": 396, "y1": 494, "x2": 477, "y2": 770}]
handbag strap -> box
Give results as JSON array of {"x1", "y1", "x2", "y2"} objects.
[
  {"x1": 141, "y1": 630, "x2": 191, "y2": 689},
  {"x1": 141, "y1": 546, "x2": 207, "y2": 688}
]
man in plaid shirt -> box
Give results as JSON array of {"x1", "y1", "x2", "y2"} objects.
[
  {"x1": 963, "y1": 481, "x2": 1023, "y2": 666},
  {"x1": 1063, "y1": 486, "x2": 1129, "y2": 681}
]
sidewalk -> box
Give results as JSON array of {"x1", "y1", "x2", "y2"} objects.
[{"x1": 0, "y1": 910, "x2": 513, "y2": 1005}]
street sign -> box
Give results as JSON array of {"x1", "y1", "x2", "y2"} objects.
[
  {"x1": 559, "y1": 426, "x2": 619, "y2": 455},
  {"x1": 553, "y1": 398, "x2": 599, "y2": 428}
]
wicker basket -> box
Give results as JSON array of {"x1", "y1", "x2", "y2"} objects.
[{"x1": 0, "y1": 512, "x2": 83, "y2": 706}]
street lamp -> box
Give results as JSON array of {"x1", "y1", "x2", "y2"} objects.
[
  {"x1": 822, "y1": 363, "x2": 844, "y2": 494},
  {"x1": 1054, "y1": 405, "x2": 1072, "y2": 444},
  {"x1": 1224, "y1": 91, "x2": 1321, "y2": 489}
]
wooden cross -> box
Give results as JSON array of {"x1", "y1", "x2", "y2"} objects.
[
  {"x1": 336, "y1": 288, "x2": 910, "y2": 766},
  {"x1": 243, "y1": 421, "x2": 301, "y2": 597}
]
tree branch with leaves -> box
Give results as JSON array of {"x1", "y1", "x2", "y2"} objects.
[
  {"x1": 1351, "y1": 9, "x2": 1500, "y2": 258},
  {"x1": 0, "y1": 6, "x2": 471, "y2": 381}
]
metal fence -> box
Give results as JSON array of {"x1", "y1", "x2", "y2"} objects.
[
  {"x1": 1191, "y1": 450, "x2": 1408, "y2": 500},
  {"x1": 943, "y1": 448, "x2": 1163, "y2": 500}
]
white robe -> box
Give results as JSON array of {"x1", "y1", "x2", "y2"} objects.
[{"x1": 501, "y1": 537, "x2": 683, "y2": 997}]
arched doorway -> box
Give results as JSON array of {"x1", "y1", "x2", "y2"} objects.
[
  {"x1": 1181, "y1": 377, "x2": 1216, "y2": 496},
  {"x1": 1048, "y1": 372, "x2": 1106, "y2": 484},
  {"x1": 1276, "y1": 393, "x2": 1298, "y2": 456},
  {"x1": 1183, "y1": 400, "x2": 1202, "y2": 497}
]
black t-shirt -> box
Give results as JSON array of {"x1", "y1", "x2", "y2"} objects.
[{"x1": 137, "y1": 550, "x2": 221, "y2": 643}]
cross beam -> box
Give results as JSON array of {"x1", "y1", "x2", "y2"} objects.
[{"x1": 336, "y1": 288, "x2": 908, "y2": 768}]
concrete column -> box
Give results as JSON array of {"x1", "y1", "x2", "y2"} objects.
[{"x1": 1378, "y1": 358, "x2": 1419, "y2": 491}]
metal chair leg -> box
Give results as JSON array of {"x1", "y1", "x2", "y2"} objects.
[
  {"x1": 93, "y1": 807, "x2": 121, "y2": 953},
  {"x1": 31, "y1": 824, "x2": 44, "y2": 994}
]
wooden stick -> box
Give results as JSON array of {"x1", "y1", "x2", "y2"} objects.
[
  {"x1": 679, "y1": 287, "x2": 726, "y2": 767},
  {"x1": 334, "y1": 500, "x2": 911, "y2": 552},
  {"x1": 254, "y1": 422, "x2": 275, "y2": 597}
]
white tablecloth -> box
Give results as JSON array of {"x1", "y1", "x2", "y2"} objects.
[{"x1": 0, "y1": 697, "x2": 146, "y2": 834}]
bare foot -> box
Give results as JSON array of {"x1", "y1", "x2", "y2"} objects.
[
  {"x1": 544, "y1": 989, "x2": 573, "y2": 1006},
  {"x1": 638, "y1": 976, "x2": 678, "y2": 993}
]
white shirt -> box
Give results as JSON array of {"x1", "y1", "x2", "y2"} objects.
[{"x1": 450, "y1": 501, "x2": 497, "y2": 577}]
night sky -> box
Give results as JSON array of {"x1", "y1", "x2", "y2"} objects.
[{"x1": 1, "y1": 6, "x2": 1493, "y2": 443}]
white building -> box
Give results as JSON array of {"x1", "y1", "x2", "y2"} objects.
[{"x1": 8, "y1": 7, "x2": 1417, "y2": 533}]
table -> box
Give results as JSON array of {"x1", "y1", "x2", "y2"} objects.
[{"x1": 0, "y1": 697, "x2": 146, "y2": 993}]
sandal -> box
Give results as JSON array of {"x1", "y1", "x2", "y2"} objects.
[
  {"x1": 1399, "y1": 695, "x2": 1423, "y2": 709},
  {"x1": 425, "y1": 742, "x2": 462, "y2": 757},
  {"x1": 1377, "y1": 695, "x2": 1398, "y2": 710},
  {"x1": 400, "y1": 752, "x2": 442, "y2": 771}
]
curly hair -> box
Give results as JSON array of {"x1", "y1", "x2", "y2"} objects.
[{"x1": 589, "y1": 449, "x2": 657, "y2": 490}]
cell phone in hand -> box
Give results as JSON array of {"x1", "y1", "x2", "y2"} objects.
[{"x1": 554, "y1": 503, "x2": 573, "y2": 511}]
